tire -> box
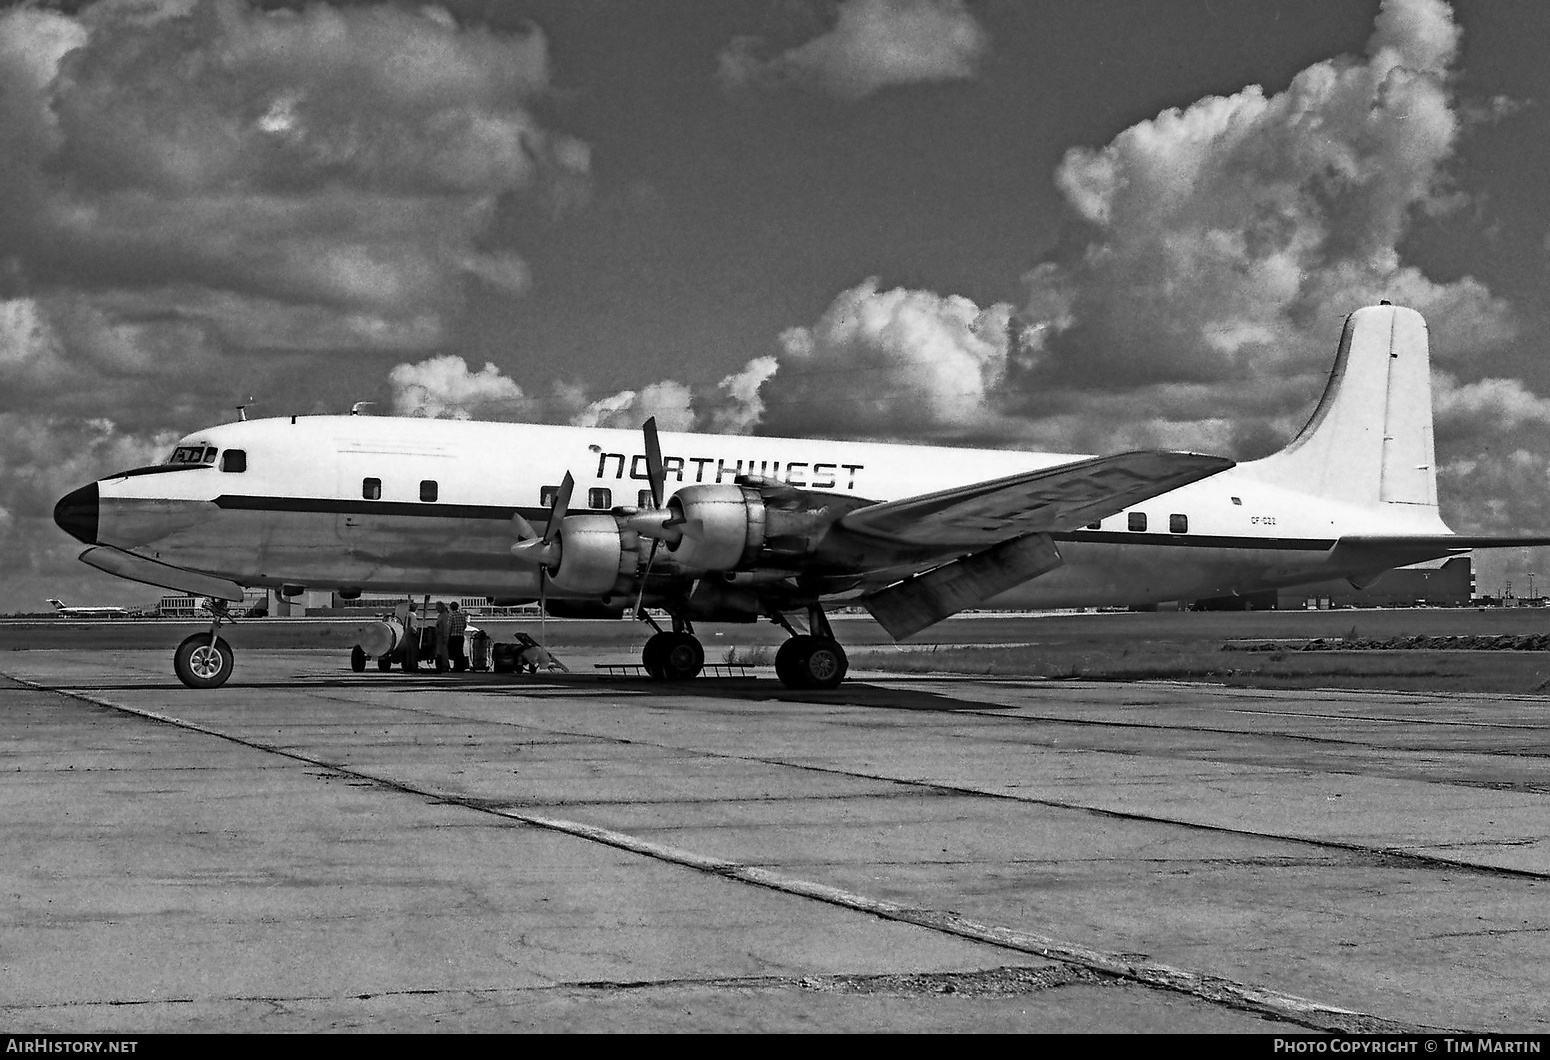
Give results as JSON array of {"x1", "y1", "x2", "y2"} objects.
[
  {"x1": 350, "y1": 645, "x2": 367, "y2": 672},
  {"x1": 642, "y1": 633, "x2": 668, "y2": 679},
  {"x1": 174, "y1": 633, "x2": 234, "y2": 690},
  {"x1": 800, "y1": 638, "x2": 848, "y2": 689},
  {"x1": 776, "y1": 635, "x2": 847, "y2": 690},
  {"x1": 775, "y1": 636, "x2": 813, "y2": 689},
  {"x1": 377, "y1": 655, "x2": 393, "y2": 672},
  {"x1": 658, "y1": 632, "x2": 704, "y2": 681}
]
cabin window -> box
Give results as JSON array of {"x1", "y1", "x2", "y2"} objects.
[
  {"x1": 1170, "y1": 513, "x2": 1188, "y2": 534},
  {"x1": 540, "y1": 485, "x2": 560, "y2": 507},
  {"x1": 1128, "y1": 512, "x2": 1147, "y2": 532},
  {"x1": 362, "y1": 478, "x2": 382, "y2": 500},
  {"x1": 220, "y1": 449, "x2": 246, "y2": 473},
  {"x1": 638, "y1": 489, "x2": 654, "y2": 508},
  {"x1": 420, "y1": 480, "x2": 438, "y2": 502},
  {"x1": 589, "y1": 487, "x2": 611, "y2": 509},
  {"x1": 1231, "y1": 496, "x2": 1242, "y2": 506}
]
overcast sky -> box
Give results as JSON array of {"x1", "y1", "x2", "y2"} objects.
[{"x1": 5, "y1": 0, "x2": 1550, "y2": 610}]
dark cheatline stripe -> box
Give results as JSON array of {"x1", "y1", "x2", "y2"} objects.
[
  {"x1": 1053, "y1": 529, "x2": 1336, "y2": 551},
  {"x1": 214, "y1": 494, "x2": 536, "y2": 520},
  {"x1": 213, "y1": 495, "x2": 1337, "y2": 551}
]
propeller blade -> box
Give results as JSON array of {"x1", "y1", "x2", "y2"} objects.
[
  {"x1": 512, "y1": 511, "x2": 538, "y2": 541},
  {"x1": 543, "y1": 472, "x2": 574, "y2": 544},
  {"x1": 633, "y1": 538, "x2": 660, "y2": 617},
  {"x1": 643, "y1": 417, "x2": 666, "y2": 510}
]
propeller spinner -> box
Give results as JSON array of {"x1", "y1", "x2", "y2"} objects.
[{"x1": 510, "y1": 471, "x2": 573, "y2": 569}]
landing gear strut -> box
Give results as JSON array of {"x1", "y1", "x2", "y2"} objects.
[
  {"x1": 772, "y1": 604, "x2": 847, "y2": 690},
  {"x1": 173, "y1": 601, "x2": 235, "y2": 690}
]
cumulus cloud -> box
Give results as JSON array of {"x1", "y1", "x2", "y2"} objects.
[
  {"x1": 720, "y1": 1, "x2": 1525, "y2": 461},
  {"x1": 570, "y1": 381, "x2": 697, "y2": 432},
  {"x1": 0, "y1": 0, "x2": 593, "y2": 605},
  {"x1": 753, "y1": 279, "x2": 1018, "y2": 440},
  {"x1": 719, "y1": 0, "x2": 988, "y2": 100},
  {"x1": 1016, "y1": 0, "x2": 1500, "y2": 390},
  {"x1": 388, "y1": 355, "x2": 532, "y2": 420},
  {"x1": 705, "y1": 356, "x2": 780, "y2": 435},
  {"x1": 0, "y1": 0, "x2": 588, "y2": 436}
]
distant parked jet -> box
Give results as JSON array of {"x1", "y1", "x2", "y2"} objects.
[{"x1": 47, "y1": 598, "x2": 133, "y2": 618}]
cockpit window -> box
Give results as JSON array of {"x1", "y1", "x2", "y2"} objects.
[{"x1": 169, "y1": 445, "x2": 214, "y2": 465}]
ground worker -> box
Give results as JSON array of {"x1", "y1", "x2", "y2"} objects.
[
  {"x1": 433, "y1": 601, "x2": 451, "y2": 672},
  {"x1": 448, "y1": 602, "x2": 469, "y2": 671},
  {"x1": 395, "y1": 599, "x2": 418, "y2": 673}
]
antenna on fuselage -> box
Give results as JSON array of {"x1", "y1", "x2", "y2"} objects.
[
  {"x1": 351, "y1": 401, "x2": 376, "y2": 416},
  {"x1": 234, "y1": 398, "x2": 254, "y2": 422}
]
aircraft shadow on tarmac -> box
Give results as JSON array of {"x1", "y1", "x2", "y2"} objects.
[{"x1": 66, "y1": 671, "x2": 1011, "y2": 712}]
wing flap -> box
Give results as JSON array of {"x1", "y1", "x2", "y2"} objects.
[
  {"x1": 838, "y1": 450, "x2": 1235, "y2": 547},
  {"x1": 860, "y1": 532, "x2": 1064, "y2": 640}
]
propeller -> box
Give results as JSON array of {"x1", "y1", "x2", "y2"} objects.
[
  {"x1": 511, "y1": 471, "x2": 574, "y2": 665},
  {"x1": 510, "y1": 471, "x2": 573, "y2": 570},
  {"x1": 632, "y1": 418, "x2": 669, "y2": 615}
]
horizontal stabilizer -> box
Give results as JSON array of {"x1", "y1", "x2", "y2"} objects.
[
  {"x1": 1339, "y1": 534, "x2": 1550, "y2": 550},
  {"x1": 1323, "y1": 534, "x2": 1550, "y2": 583},
  {"x1": 78, "y1": 546, "x2": 245, "y2": 602},
  {"x1": 840, "y1": 451, "x2": 1234, "y2": 548},
  {"x1": 861, "y1": 533, "x2": 1063, "y2": 640}
]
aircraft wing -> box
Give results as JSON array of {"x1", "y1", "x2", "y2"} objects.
[{"x1": 836, "y1": 450, "x2": 1236, "y2": 548}]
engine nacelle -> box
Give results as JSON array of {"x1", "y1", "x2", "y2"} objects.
[
  {"x1": 549, "y1": 513, "x2": 637, "y2": 595},
  {"x1": 666, "y1": 484, "x2": 766, "y2": 572}
]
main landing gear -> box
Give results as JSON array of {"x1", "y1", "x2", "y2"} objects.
[
  {"x1": 636, "y1": 603, "x2": 848, "y2": 690},
  {"x1": 173, "y1": 601, "x2": 235, "y2": 690},
  {"x1": 770, "y1": 605, "x2": 848, "y2": 690},
  {"x1": 639, "y1": 612, "x2": 705, "y2": 681}
]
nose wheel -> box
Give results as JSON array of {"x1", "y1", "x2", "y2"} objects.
[
  {"x1": 174, "y1": 632, "x2": 235, "y2": 689},
  {"x1": 173, "y1": 598, "x2": 238, "y2": 689}
]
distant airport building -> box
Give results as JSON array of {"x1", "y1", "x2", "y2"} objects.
[
  {"x1": 316, "y1": 593, "x2": 540, "y2": 617},
  {"x1": 1189, "y1": 557, "x2": 1474, "y2": 611},
  {"x1": 158, "y1": 595, "x2": 199, "y2": 618},
  {"x1": 159, "y1": 589, "x2": 270, "y2": 618}
]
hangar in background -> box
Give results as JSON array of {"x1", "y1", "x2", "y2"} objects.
[{"x1": 1189, "y1": 557, "x2": 1475, "y2": 611}]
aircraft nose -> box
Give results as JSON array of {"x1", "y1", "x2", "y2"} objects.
[{"x1": 53, "y1": 482, "x2": 99, "y2": 545}]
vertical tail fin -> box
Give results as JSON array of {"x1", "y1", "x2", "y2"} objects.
[
  {"x1": 1242, "y1": 304, "x2": 1438, "y2": 512},
  {"x1": 47, "y1": 599, "x2": 65, "y2": 609}
]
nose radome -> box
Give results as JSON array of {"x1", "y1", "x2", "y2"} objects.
[{"x1": 53, "y1": 482, "x2": 99, "y2": 545}]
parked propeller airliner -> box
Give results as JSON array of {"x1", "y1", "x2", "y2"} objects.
[{"x1": 52, "y1": 304, "x2": 1550, "y2": 690}]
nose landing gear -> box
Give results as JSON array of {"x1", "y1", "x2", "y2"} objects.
[{"x1": 173, "y1": 600, "x2": 236, "y2": 689}]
